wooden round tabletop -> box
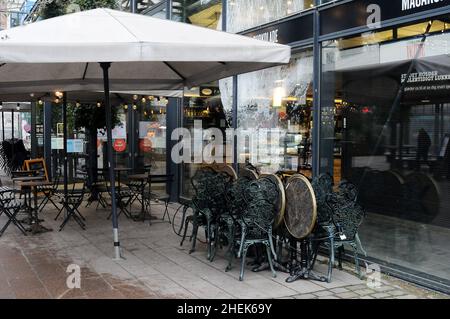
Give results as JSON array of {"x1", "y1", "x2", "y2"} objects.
[{"x1": 284, "y1": 174, "x2": 317, "y2": 240}]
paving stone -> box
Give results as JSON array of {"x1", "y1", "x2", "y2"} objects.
[
  {"x1": 396, "y1": 295, "x2": 419, "y2": 299},
  {"x1": 359, "y1": 296, "x2": 375, "y2": 299},
  {"x1": 293, "y1": 293, "x2": 317, "y2": 299},
  {"x1": 354, "y1": 288, "x2": 376, "y2": 296},
  {"x1": 318, "y1": 296, "x2": 340, "y2": 299},
  {"x1": 331, "y1": 287, "x2": 348, "y2": 294},
  {"x1": 336, "y1": 291, "x2": 358, "y2": 299},
  {"x1": 372, "y1": 285, "x2": 396, "y2": 292},
  {"x1": 389, "y1": 290, "x2": 408, "y2": 297},
  {"x1": 371, "y1": 292, "x2": 391, "y2": 299},
  {"x1": 347, "y1": 284, "x2": 369, "y2": 291},
  {"x1": 314, "y1": 290, "x2": 335, "y2": 297}
]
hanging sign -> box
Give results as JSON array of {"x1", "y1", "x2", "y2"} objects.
[{"x1": 113, "y1": 139, "x2": 127, "y2": 152}]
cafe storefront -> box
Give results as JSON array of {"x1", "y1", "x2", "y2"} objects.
[{"x1": 175, "y1": 0, "x2": 450, "y2": 293}]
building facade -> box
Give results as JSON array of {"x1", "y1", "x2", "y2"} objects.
[
  {"x1": 138, "y1": 0, "x2": 450, "y2": 293},
  {"x1": 12, "y1": 0, "x2": 449, "y2": 293}
]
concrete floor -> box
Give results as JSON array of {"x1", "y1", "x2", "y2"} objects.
[{"x1": 0, "y1": 199, "x2": 448, "y2": 299}]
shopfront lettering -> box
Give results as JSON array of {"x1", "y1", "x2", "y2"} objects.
[
  {"x1": 402, "y1": 0, "x2": 445, "y2": 12},
  {"x1": 252, "y1": 29, "x2": 279, "y2": 43}
]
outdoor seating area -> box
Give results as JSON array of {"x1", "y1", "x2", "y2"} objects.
[
  {"x1": 1, "y1": 1, "x2": 450, "y2": 303},
  {"x1": 177, "y1": 164, "x2": 367, "y2": 283},
  {"x1": 0, "y1": 158, "x2": 175, "y2": 236}
]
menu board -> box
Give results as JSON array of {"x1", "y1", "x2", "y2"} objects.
[
  {"x1": 67, "y1": 139, "x2": 84, "y2": 153},
  {"x1": 51, "y1": 137, "x2": 83, "y2": 153},
  {"x1": 51, "y1": 137, "x2": 64, "y2": 150}
]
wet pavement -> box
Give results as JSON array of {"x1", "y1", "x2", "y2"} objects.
[{"x1": 0, "y1": 200, "x2": 448, "y2": 299}]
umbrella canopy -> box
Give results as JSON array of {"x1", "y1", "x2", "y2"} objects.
[
  {"x1": 0, "y1": 8, "x2": 290, "y2": 93},
  {"x1": 0, "y1": 8, "x2": 290, "y2": 259}
]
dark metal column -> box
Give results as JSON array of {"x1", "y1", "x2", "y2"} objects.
[
  {"x1": 232, "y1": 75, "x2": 238, "y2": 172},
  {"x1": 43, "y1": 102, "x2": 52, "y2": 180},
  {"x1": 166, "y1": 0, "x2": 172, "y2": 19},
  {"x1": 166, "y1": 97, "x2": 180, "y2": 201},
  {"x1": 11, "y1": 110, "x2": 15, "y2": 161},
  {"x1": 222, "y1": 0, "x2": 227, "y2": 31},
  {"x1": 1, "y1": 111, "x2": 4, "y2": 141},
  {"x1": 131, "y1": 0, "x2": 137, "y2": 13},
  {"x1": 31, "y1": 101, "x2": 37, "y2": 158},
  {"x1": 100, "y1": 62, "x2": 121, "y2": 260},
  {"x1": 312, "y1": 4, "x2": 321, "y2": 178},
  {"x1": 62, "y1": 93, "x2": 68, "y2": 213}
]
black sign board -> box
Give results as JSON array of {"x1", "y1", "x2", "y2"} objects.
[
  {"x1": 320, "y1": 0, "x2": 450, "y2": 36},
  {"x1": 242, "y1": 13, "x2": 313, "y2": 45}
]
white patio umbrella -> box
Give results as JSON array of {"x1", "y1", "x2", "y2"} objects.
[{"x1": 0, "y1": 8, "x2": 290, "y2": 259}]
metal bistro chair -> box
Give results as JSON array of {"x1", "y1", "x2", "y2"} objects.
[
  {"x1": 37, "y1": 168, "x2": 62, "y2": 212},
  {"x1": 222, "y1": 169, "x2": 258, "y2": 268},
  {"x1": 227, "y1": 176, "x2": 279, "y2": 281},
  {"x1": 99, "y1": 169, "x2": 133, "y2": 220},
  {"x1": 58, "y1": 178, "x2": 87, "y2": 231},
  {"x1": 180, "y1": 167, "x2": 231, "y2": 261},
  {"x1": 141, "y1": 174, "x2": 174, "y2": 223},
  {"x1": 0, "y1": 187, "x2": 27, "y2": 237},
  {"x1": 311, "y1": 174, "x2": 366, "y2": 282}
]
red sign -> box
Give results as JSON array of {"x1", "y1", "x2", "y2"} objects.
[
  {"x1": 139, "y1": 139, "x2": 152, "y2": 153},
  {"x1": 113, "y1": 139, "x2": 127, "y2": 152}
]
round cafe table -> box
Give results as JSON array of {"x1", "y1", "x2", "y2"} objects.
[{"x1": 18, "y1": 180, "x2": 53, "y2": 234}]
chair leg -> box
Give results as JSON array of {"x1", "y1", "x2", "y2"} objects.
[
  {"x1": 353, "y1": 245, "x2": 362, "y2": 279},
  {"x1": 162, "y1": 201, "x2": 171, "y2": 224},
  {"x1": 206, "y1": 221, "x2": 212, "y2": 261},
  {"x1": 327, "y1": 237, "x2": 335, "y2": 283},
  {"x1": 239, "y1": 243, "x2": 250, "y2": 281},
  {"x1": 355, "y1": 233, "x2": 367, "y2": 257},
  {"x1": 54, "y1": 205, "x2": 65, "y2": 221},
  {"x1": 237, "y1": 226, "x2": 246, "y2": 258},
  {"x1": 180, "y1": 216, "x2": 191, "y2": 247},
  {"x1": 189, "y1": 219, "x2": 199, "y2": 254},
  {"x1": 338, "y1": 245, "x2": 344, "y2": 270},
  {"x1": 268, "y1": 230, "x2": 277, "y2": 261},
  {"x1": 266, "y1": 244, "x2": 277, "y2": 278}
]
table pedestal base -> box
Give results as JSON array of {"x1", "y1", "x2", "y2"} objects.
[
  {"x1": 28, "y1": 223, "x2": 53, "y2": 234},
  {"x1": 286, "y1": 240, "x2": 327, "y2": 283}
]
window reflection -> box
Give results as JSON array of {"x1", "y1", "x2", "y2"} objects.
[{"x1": 320, "y1": 16, "x2": 450, "y2": 282}]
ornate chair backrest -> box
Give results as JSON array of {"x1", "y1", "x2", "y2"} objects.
[
  {"x1": 191, "y1": 167, "x2": 231, "y2": 216},
  {"x1": 327, "y1": 180, "x2": 365, "y2": 241},
  {"x1": 311, "y1": 173, "x2": 334, "y2": 225},
  {"x1": 242, "y1": 176, "x2": 279, "y2": 235}
]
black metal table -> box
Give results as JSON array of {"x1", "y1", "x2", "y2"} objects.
[{"x1": 18, "y1": 180, "x2": 53, "y2": 234}]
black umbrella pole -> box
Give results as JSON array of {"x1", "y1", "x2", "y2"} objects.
[
  {"x1": 63, "y1": 93, "x2": 68, "y2": 215},
  {"x1": 100, "y1": 62, "x2": 122, "y2": 260}
]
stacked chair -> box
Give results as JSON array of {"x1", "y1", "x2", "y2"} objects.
[{"x1": 311, "y1": 174, "x2": 367, "y2": 282}]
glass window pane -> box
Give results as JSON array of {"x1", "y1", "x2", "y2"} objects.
[
  {"x1": 227, "y1": 0, "x2": 314, "y2": 33},
  {"x1": 172, "y1": 0, "x2": 222, "y2": 29},
  {"x1": 320, "y1": 15, "x2": 450, "y2": 284},
  {"x1": 235, "y1": 50, "x2": 313, "y2": 175}
]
